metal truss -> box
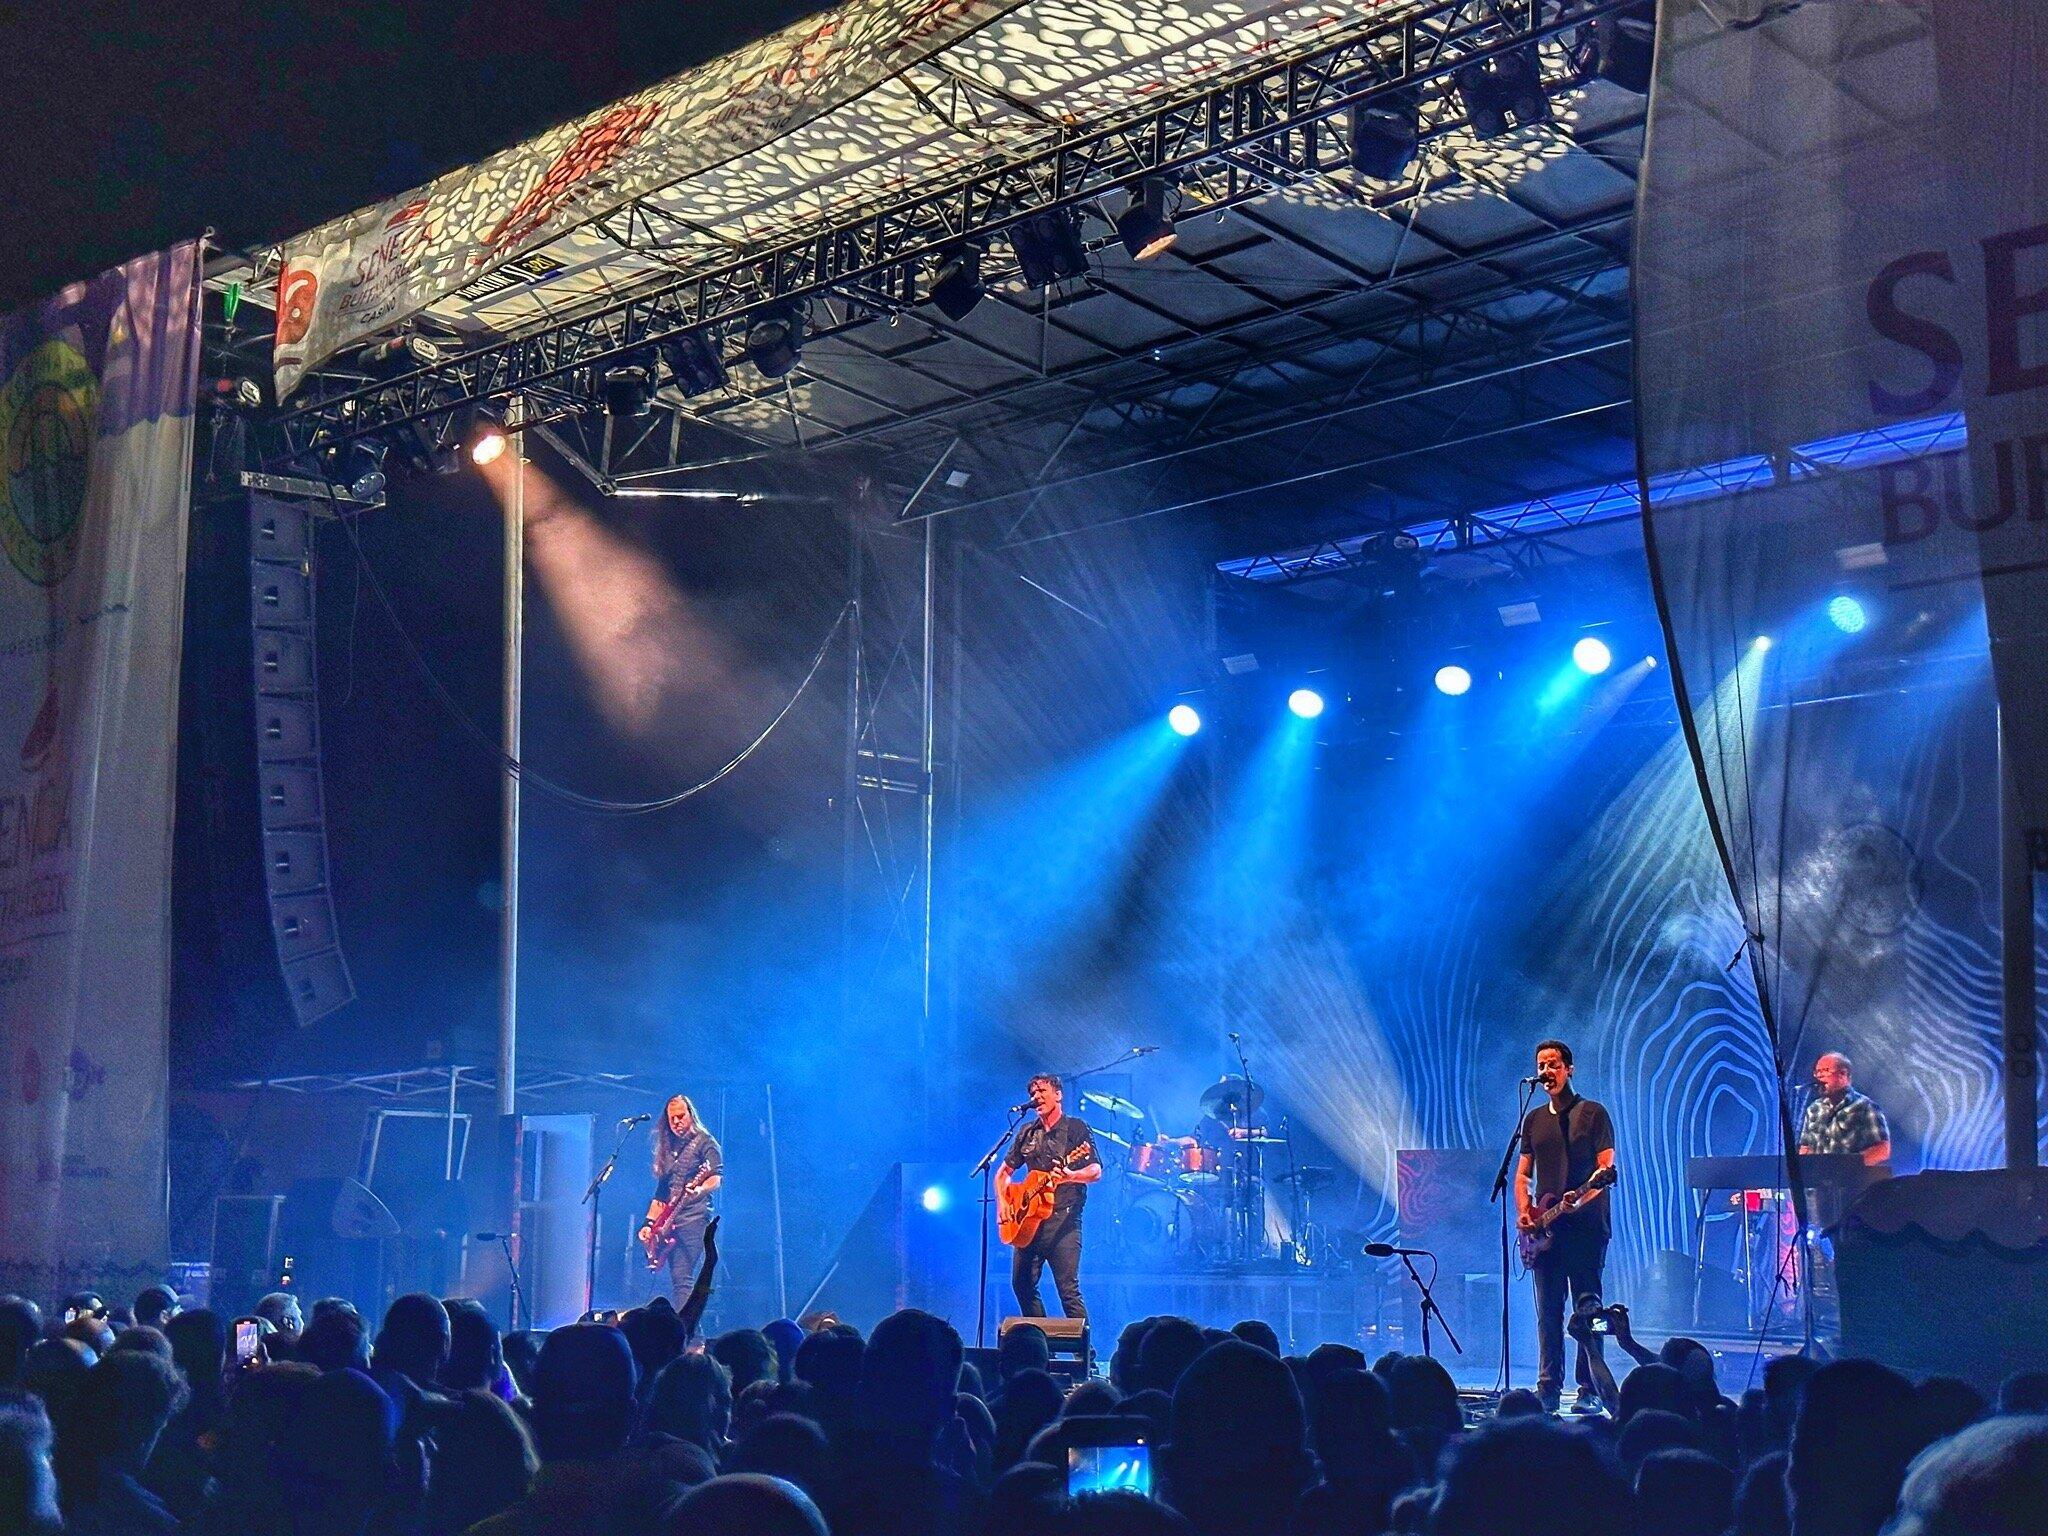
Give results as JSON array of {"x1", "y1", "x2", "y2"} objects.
[
  {"x1": 229, "y1": 1064, "x2": 663, "y2": 1099},
  {"x1": 266, "y1": 0, "x2": 1636, "y2": 464}
]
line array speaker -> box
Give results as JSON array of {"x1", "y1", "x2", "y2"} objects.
[{"x1": 250, "y1": 494, "x2": 353, "y2": 1025}]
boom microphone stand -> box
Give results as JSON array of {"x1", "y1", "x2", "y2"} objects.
[
  {"x1": 971, "y1": 1105, "x2": 1030, "y2": 1348},
  {"x1": 1490, "y1": 1079, "x2": 1537, "y2": 1390},
  {"x1": 585, "y1": 1113, "x2": 649, "y2": 1315}
]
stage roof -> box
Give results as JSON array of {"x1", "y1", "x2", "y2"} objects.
[{"x1": 218, "y1": 0, "x2": 1646, "y2": 568}]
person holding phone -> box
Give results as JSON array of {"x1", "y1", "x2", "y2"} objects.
[{"x1": 1001, "y1": 1074, "x2": 1102, "y2": 1320}]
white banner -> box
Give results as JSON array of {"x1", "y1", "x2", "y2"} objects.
[
  {"x1": 0, "y1": 244, "x2": 199, "y2": 1298},
  {"x1": 273, "y1": 0, "x2": 1026, "y2": 398}
]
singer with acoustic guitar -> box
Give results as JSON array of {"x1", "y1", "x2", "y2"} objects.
[
  {"x1": 641, "y1": 1093, "x2": 723, "y2": 1307},
  {"x1": 1514, "y1": 1039, "x2": 1617, "y2": 1415},
  {"x1": 1000, "y1": 1074, "x2": 1102, "y2": 1320}
]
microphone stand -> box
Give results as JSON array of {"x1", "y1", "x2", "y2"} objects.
[
  {"x1": 971, "y1": 1106, "x2": 1031, "y2": 1348},
  {"x1": 1395, "y1": 1246, "x2": 1461, "y2": 1359},
  {"x1": 1230, "y1": 1034, "x2": 1260, "y2": 1263},
  {"x1": 494, "y1": 1232, "x2": 528, "y2": 1334},
  {"x1": 584, "y1": 1117, "x2": 643, "y2": 1316},
  {"x1": 1490, "y1": 1081, "x2": 1537, "y2": 1389}
]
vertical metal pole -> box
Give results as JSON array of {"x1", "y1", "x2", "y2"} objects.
[
  {"x1": 445, "y1": 1066, "x2": 461, "y2": 1181},
  {"x1": 766, "y1": 1082, "x2": 789, "y2": 1318},
  {"x1": 842, "y1": 503, "x2": 863, "y2": 1031},
  {"x1": 2000, "y1": 707, "x2": 2042, "y2": 1169},
  {"x1": 919, "y1": 510, "x2": 937, "y2": 1136},
  {"x1": 498, "y1": 413, "x2": 524, "y2": 1121}
]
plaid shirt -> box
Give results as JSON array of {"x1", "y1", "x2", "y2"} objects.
[{"x1": 1801, "y1": 1089, "x2": 1889, "y2": 1155}]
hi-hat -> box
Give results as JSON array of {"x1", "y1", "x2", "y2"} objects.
[
  {"x1": 1200, "y1": 1076, "x2": 1263, "y2": 1117},
  {"x1": 1083, "y1": 1089, "x2": 1145, "y2": 1120},
  {"x1": 1277, "y1": 1165, "x2": 1336, "y2": 1191}
]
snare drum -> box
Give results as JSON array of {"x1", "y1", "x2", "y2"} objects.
[
  {"x1": 1181, "y1": 1144, "x2": 1217, "y2": 1178},
  {"x1": 1131, "y1": 1139, "x2": 1179, "y2": 1179}
]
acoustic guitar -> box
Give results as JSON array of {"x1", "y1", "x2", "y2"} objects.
[
  {"x1": 1517, "y1": 1164, "x2": 1617, "y2": 1266},
  {"x1": 998, "y1": 1139, "x2": 1095, "y2": 1249},
  {"x1": 643, "y1": 1167, "x2": 719, "y2": 1270}
]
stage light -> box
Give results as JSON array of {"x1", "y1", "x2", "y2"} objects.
[
  {"x1": 1168, "y1": 704, "x2": 1202, "y2": 737},
  {"x1": 1646, "y1": 656, "x2": 1659, "y2": 669},
  {"x1": 322, "y1": 440, "x2": 387, "y2": 501},
  {"x1": 1454, "y1": 50, "x2": 1550, "y2": 140},
  {"x1": 746, "y1": 308, "x2": 804, "y2": 379},
  {"x1": 1287, "y1": 688, "x2": 1325, "y2": 720},
  {"x1": 601, "y1": 359, "x2": 656, "y2": 418},
  {"x1": 470, "y1": 424, "x2": 509, "y2": 467},
  {"x1": 1115, "y1": 180, "x2": 1178, "y2": 261},
  {"x1": 928, "y1": 246, "x2": 985, "y2": 320},
  {"x1": 1572, "y1": 637, "x2": 1613, "y2": 676},
  {"x1": 920, "y1": 1184, "x2": 948, "y2": 1213},
  {"x1": 1587, "y1": 3, "x2": 1655, "y2": 94},
  {"x1": 1010, "y1": 210, "x2": 1089, "y2": 288},
  {"x1": 1828, "y1": 594, "x2": 1868, "y2": 634},
  {"x1": 1434, "y1": 664, "x2": 1472, "y2": 697},
  {"x1": 1752, "y1": 634, "x2": 1774, "y2": 652},
  {"x1": 1346, "y1": 85, "x2": 1419, "y2": 180},
  {"x1": 660, "y1": 330, "x2": 728, "y2": 398}
]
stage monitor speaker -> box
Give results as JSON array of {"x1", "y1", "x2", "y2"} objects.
[
  {"x1": 1836, "y1": 1169, "x2": 2048, "y2": 1393},
  {"x1": 249, "y1": 493, "x2": 352, "y2": 1027},
  {"x1": 1001, "y1": 1315, "x2": 1091, "y2": 1383},
  {"x1": 210, "y1": 1195, "x2": 285, "y2": 1318}
]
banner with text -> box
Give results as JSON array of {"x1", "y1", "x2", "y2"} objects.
[
  {"x1": 0, "y1": 244, "x2": 199, "y2": 1296},
  {"x1": 272, "y1": 0, "x2": 1025, "y2": 398}
]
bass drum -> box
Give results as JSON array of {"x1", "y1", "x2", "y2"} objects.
[{"x1": 1118, "y1": 1187, "x2": 1188, "y2": 1265}]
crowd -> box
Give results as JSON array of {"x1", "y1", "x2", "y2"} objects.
[{"x1": 1, "y1": 1225, "x2": 2042, "y2": 1536}]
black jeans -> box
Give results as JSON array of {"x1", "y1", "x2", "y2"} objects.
[
  {"x1": 1532, "y1": 1237, "x2": 1607, "y2": 1403},
  {"x1": 1011, "y1": 1208, "x2": 1086, "y2": 1319},
  {"x1": 663, "y1": 1209, "x2": 710, "y2": 1310}
]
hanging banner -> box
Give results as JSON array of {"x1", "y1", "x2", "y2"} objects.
[
  {"x1": 1635, "y1": 0, "x2": 2043, "y2": 1170},
  {"x1": 272, "y1": 0, "x2": 1027, "y2": 399},
  {"x1": 0, "y1": 244, "x2": 199, "y2": 1297}
]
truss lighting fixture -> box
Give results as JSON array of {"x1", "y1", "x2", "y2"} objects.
[
  {"x1": 660, "y1": 331, "x2": 728, "y2": 398},
  {"x1": 1115, "y1": 180, "x2": 1178, "y2": 261},
  {"x1": 1010, "y1": 210, "x2": 1089, "y2": 289},
  {"x1": 601, "y1": 359, "x2": 657, "y2": 418},
  {"x1": 1454, "y1": 50, "x2": 1551, "y2": 140},
  {"x1": 1168, "y1": 703, "x2": 1203, "y2": 737},
  {"x1": 1828, "y1": 594, "x2": 1869, "y2": 634},
  {"x1": 746, "y1": 308, "x2": 804, "y2": 379},
  {"x1": 1288, "y1": 688, "x2": 1326, "y2": 720},
  {"x1": 323, "y1": 440, "x2": 387, "y2": 501},
  {"x1": 1346, "y1": 85, "x2": 1420, "y2": 181},
  {"x1": 1434, "y1": 664, "x2": 1473, "y2": 697},
  {"x1": 928, "y1": 246, "x2": 986, "y2": 321},
  {"x1": 1588, "y1": 3, "x2": 1656, "y2": 94},
  {"x1": 1573, "y1": 636, "x2": 1613, "y2": 675},
  {"x1": 470, "y1": 423, "x2": 509, "y2": 467}
]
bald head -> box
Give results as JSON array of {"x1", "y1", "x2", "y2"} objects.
[{"x1": 1814, "y1": 1055, "x2": 1852, "y2": 1096}]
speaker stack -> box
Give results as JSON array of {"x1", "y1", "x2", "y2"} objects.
[{"x1": 248, "y1": 494, "x2": 353, "y2": 1025}]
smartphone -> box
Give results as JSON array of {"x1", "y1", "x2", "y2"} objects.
[
  {"x1": 1057, "y1": 1416, "x2": 1154, "y2": 1499},
  {"x1": 234, "y1": 1319, "x2": 261, "y2": 1365},
  {"x1": 1588, "y1": 1312, "x2": 1612, "y2": 1335}
]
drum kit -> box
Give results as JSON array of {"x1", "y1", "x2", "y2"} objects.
[{"x1": 1082, "y1": 1077, "x2": 1347, "y2": 1270}]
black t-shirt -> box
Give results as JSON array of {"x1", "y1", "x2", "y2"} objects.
[
  {"x1": 653, "y1": 1129, "x2": 723, "y2": 1211},
  {"x1": 1005, "y1": 1114, "x2": 1097, "y2": 1216},
  {"x1": 1520, "y1": 1093, "x2": 1615, "y2": 1241}
]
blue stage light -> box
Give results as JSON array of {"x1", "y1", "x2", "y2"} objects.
[
  {"x1": 920, "y1": 1185, "x2": 947, "y2": 1214},
  {"x1": 1572, "y1": 636, "x2": 1613, "y2": 676},
  {"x1": 1752, "y1": 634, "x2": 1774, "y2": 652},
  {"x1": 1434, "y1": 665, "x2": 1473, "y2": 697},
  {"x1": 1167, "y1": 703, "x2": 1202, "y2": 737},
  {"x1": 1828, "y1": 594, "x2": 1868, "y2": 634},
  {"x1": 1287, "y1": 688, "x2": 1325, "y2": 719}
]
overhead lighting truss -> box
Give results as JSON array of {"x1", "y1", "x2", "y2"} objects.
[{"x1": 265, "y1": 0, "x2": 1638, "y2": 467}]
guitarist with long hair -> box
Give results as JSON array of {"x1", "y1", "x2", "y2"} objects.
[
  {"x1": 1515, "y1": 1039, "x2": 1617, "y2": 1414},
  {"x1": 641, "y1": 1093, "x2": 723, "y2": 1307},
  {"x1": 1000, "y1": 1074, "x2": 1102, "y2": 1320}
]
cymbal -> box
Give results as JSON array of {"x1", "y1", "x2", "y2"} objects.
[
  {"x1": 1091, "y1": 1126, "x2": 1133, "y2": 1152},
  {"x1": 1277, "y1": 1165, "x2": 1336, "y2": 1190},
  {"x1": 1083, "y1": 1089, "x2": 1145, "y2": 1120},
  {"x1": 1177, "y1": 1172, "x2": 1223, "y2": 1187},
  {"x1": 1200, "y1": 1076, "x2": 1263, "y2": 1116}
]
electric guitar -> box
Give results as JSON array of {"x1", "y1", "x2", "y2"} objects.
[
  {"x1": 1517, "y1": 1164, "x2": 1616, "y2": 1265},
  {"x1": 643, "y1": 1167, "x2": 719, "y2": 1269},
  {"x1": 998, "y1": 1139, "x2": 1095, "y2": 1249}
]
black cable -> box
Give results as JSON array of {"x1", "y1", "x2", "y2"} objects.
[{"x1": 325, "y1": 483, "x2": 851, "y2": 816}]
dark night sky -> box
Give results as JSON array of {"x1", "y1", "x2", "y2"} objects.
[{"x1": 1, "y1": 0, "x2": 826, "y2": 313}]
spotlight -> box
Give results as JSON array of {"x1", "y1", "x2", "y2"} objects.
[
  {"x1": 1168, "y1": 703, "x2": 1202, "y2": 737},
  {"x1": 920, "y1": 1185, "x2": 947, "y2": 1213},
  {"x1": 660, "y1": 330, "x2": 728, "y2": 398},
  {"x1": 601, "y1": 359, "x2": 656, "y2": 418},
  {"x1": 1010, "y1": 210, "x2": 1089, "y2": 289},
  {"x1": 1287, "y1": 688, "x2": 1325, "y2": 720},
  {"x1": 1646, "y1": 656, "x2": 1659, "y2": 669},
  {"x1": 1573, "y1": 636, "x2": 1613, "y2": 675},
  {"x1": 322, "y1": 439, "x2": 387, "y2": 501},
  {"x1": 470, "y1": 424, "x2": 509, "y2": 467},
  {"x1": 1454, "y1": 49, "x2": 1550, "y2": 140},
  {"x1": 1751, "y1": 634, "x2": 1774, "y2": 652},
  {"x1": 354, "y1": 330, "x2": 448, "y2": 373},
  {"x1": 1827, "y1": 594, "x2": 1868, "y2": 634},
  {"x1": 1346, "y1": 85, "x2": 1420, "y2": 180},
  {"x1": 745, "y1": 308, "x2": 804, "y2": 379},
  {"x1": 1115, "y1": 180, "x2": 1178, "y2": 261},
  {"x1": 1434, "y1": 664, "x2": 1473, "y2": 697},
  {"x1": 927, "y1": 246, "x2": 985, "y2": 321}
]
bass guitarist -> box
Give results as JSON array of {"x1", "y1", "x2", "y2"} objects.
[
  {"x1": 1515, "y1": 1039, "x2": 1616, "y2": 1414},
  {"x1": 641, "y1": 1093, "x2": 723, "y2": 1307},
  {"x1": 1002, "y1": 1074, "x2": 1102, "y2": 1320}
]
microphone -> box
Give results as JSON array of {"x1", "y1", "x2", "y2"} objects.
[
  {"x1": 1130, "y1": 1045, "x2": 1159, "y2": 1056},
  {"x1": 474, "y1": 1232, "x2": 509, "y2": 1242},
  {"x1": 1520, "y1": 1076, "x2": 1542, "y2": 1086},
  {"x1": 1010, "y1": 1101, "x2": 1034, "y2": 1114},
  {"x1": 1228, "y1": 1031, "x2": 1241, "y2": 1043},
  {"x1": 1363, "y1": 1241, "x2": 1431, "y2": 1258},
  {"x1": 619, "y1": 1113, "x2": 652, "y2": 1127}
]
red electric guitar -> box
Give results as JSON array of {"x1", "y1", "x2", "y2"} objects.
[
  {"x1": 1518, "y1": 1164, "x2": 1616, "y2": 1266},
  {"x1": 643, "y1": 1167, "x2": 719, "y2": 1270},
  {"x1": 998, "y1": 1140, "x2": 1095, "y2": 1249}
]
